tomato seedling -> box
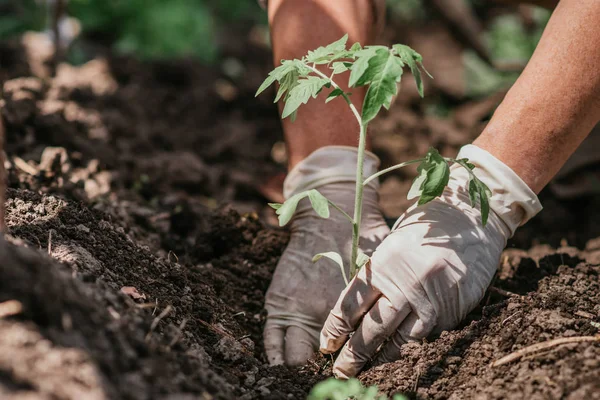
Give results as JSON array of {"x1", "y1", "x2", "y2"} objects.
[
  {"x1": 257, "y1": 35, "x2": 490, "y2": 282},
  {"x1": 308, "y1": 377, "x2": 407, "y2": 400}
]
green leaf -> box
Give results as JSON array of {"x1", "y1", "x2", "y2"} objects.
[
  {"x1": 271, "y1": 189, "x2": 332, "y2": 226},
  {"x1": 360, "y1": 48, "x2": 405, "y2": 124},
  {"x1": 332, "y1": 61, "x2": 351, "y2": 75},
  {"x1": 273, "y1": 192, "x2": 307, "y2": 226},
  {"x1": 312, "y1": 252, "x2": 343, "y2": 267},
  {"x1": 350, "y1": 42, "x2": 362, "y2": 52},
  {"x1": 468, "y1": 178, "x2": 492, "y2": 225},
  {"x1": 468, "y1": 179, "x2": 478, "y2": 207},
  {"x1": 393, "y1": 44, "x2": 426, "y2": 97},
  {"x1": 256, "y1": 61, "x2": 296, "y2": 98},
  {"x1": 255, "y1": 74, "x2": 277, "y2": 97},
  {"x1": 480, "y1": 183, "x2": 490, "y2": 225},
  {"x1": 363, "y1": 386, "x2": 379, "y2": 400},
  {"x1": 418, "y1": 148, "x2": 450, "y2": 205},
  {"x1": 281, "y1": 76, "x2": 329, "y2": 119},
  {"x1": 289, "y1": 110, "x2": 298, "y2": 122},
  {"x1": 306, "y1": 34, "x2": 349, "y2": 64},
  {"x1": 325, "y1": 34, "x2": 349, "y2": 53},
  {"x1": 306, "y1": 48, "x2": 333, "y2": 64},
  {"x1": 349, "y1": 54, "x2": 372, "y2": 87},
  {"x1": 308, "y1": 378, "x2": 364, "y2": 400},
  {"x1": 325, "y1": 88, "x2": 345, "y2": 103},
  {"x1": 308, "y1": 378, "x2": 393, "y2": 400},
  {"x1": 268, "y1": 203, "x2": 282, "y2": 210},
  {"x1": 308, "y1": 189, "x2": 330, "y2": 219},
  {"x1": 356, "y1": 250, "x2": 370, "y2": 269},
  {"x1": 455, "y1": 157, "x2": 492, "y2": 225},
  {"x1": 407, "y1": 162, "x2": 428, "y2": 200},
  {"x1": 348, "y1": 47, "x2": 380, "y2": 87},
  {"x1": 274, "y1": 68, "x2": 299, "y2": 103},
  {"x1": 292, "y1": 59, "x2": 313, "y2": 77}
]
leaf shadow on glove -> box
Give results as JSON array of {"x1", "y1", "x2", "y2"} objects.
[{"x1": 320, "y1": 183, "x2": 510, "y2": 379}]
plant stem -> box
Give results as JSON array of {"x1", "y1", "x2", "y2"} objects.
[
  {"x1": 307, "y1": 63, "x2": 366, "y2": 278},
  {"x1": 445, "y1": 157, "x2": 480, "y2": 181},
  {"x1": 328, "y1": 200, "x2": 354, "y2": 224},
  {"x1": 350, "y1": 123, "x2": 368, "y2": 278},
  {"x1": 363, "y1": 158, "x2": 424, "y2": 187},
  {"x1": 491, "y1": 335, "x2": 600, "y2": 367}
]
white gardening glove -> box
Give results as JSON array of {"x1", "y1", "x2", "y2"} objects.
[
  {"x1": 264, "y1": 146, "x2": 390, "y2": 366},
  {"x1": 320, "y1": 145, "x2": 542, "y2": 378}
]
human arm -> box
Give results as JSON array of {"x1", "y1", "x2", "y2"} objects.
[
  {"x1": 320, "y1": 0, "x2": 600, "y2": 377},
  {"x1": 475, "y1": 0, "x2": 600, "y2": 194}
]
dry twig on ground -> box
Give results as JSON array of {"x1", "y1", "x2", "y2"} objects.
[
  {"x1": 146, "y1": 304, "x2": 173, "y2": 341},
  {"x1": 491, "y1": 335, "x2": 600, "y2": 367}
]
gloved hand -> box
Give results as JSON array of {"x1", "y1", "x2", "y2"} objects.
[
  {"x1": 264, "y1": 146, "x2": 390, "y2": 366},
  {"x1": 320, "y1": 145, "x2": 542, "y2": 378}
]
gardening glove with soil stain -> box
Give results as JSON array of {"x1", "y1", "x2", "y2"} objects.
[
  {"x1": 264, "y1": 146, "x2": 390, "y2": 366},
  {"x1": 320, "y1": 145, "x2": 543, "y2": 378}
]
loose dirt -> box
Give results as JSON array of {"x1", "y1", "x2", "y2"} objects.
[{"x1": 1, "y1": 28, "x2": 599, "y2": 400}]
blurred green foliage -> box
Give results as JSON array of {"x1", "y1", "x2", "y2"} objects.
[
  {"x1": 0, "y1": 0, "x2": 47, "y2": 37},
  {"x1": 466, "y1": 7, "x2": 550, "y2": 97},
  {"x1": 308, "y1": 378, "x2": 408, "y2": 400},
  {"x1": 71, "y1": 0, "x2": 218, "y2": 62},
  {"x1": 0, "y1": 0, "x2": 550, "y2": 73},
  {"x1": 487, "y1": 9, "x2": 550, "y2": 62},
  {"x1": 0, "y1": 0, "x2": 265, "y2": 63}
]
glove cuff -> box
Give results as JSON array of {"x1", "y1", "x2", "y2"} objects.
[
  {"x1": 283, "y1": 146, "x2": 381, "y2": 199},
  {"x1": 455, "y1": 145, "x2": 542, "y2": 235}
]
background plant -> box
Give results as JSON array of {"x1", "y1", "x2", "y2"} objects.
[{"x1": 257, "y1": 35, "x2": 491, "y2": 281}]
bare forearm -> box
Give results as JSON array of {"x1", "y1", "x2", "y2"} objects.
[
  {"x1": 267, "y1": 0, "x2": 379, "y2": 169},
  {"x1": 474, "y1": 0, "x2": 600, "y2": 193}
]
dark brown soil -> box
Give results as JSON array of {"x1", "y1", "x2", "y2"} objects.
[
  {"x1": 1, "y1": 25, "x2": 599, "y2": 400},
  {"x1": 361, "y1": 245, "x2": 600, "y2": 399}
]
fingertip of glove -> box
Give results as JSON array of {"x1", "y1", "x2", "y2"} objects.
[
  {"x1": 284, "y1": 326, "x2": 318, "y2": 366},
  {"x1": 332, "y1": 367, "x2": 352, "y2": 380},
  {"x1": 268, "y1": 356, "x2": 285, "y2": 366},
  {"x1": 332, "y1": 355, "x2": 359, "y2": 380},
  {"x1": 319, "y1": 331, "x2": 344, "y2": 355},
  {"x1": 285, "y1": 351, "x2": 312, "y2": 367},
  {"x1": 318, "y1": 338, "x2": 334, "y2": 355},
  {"x1": 263, "y1": 325, "x2": 285, "y2": 366}
]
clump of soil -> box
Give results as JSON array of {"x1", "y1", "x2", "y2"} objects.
[{"x1": 1, "y1": 29, "x2": 599, "y2": 399}]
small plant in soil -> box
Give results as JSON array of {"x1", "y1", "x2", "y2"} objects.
[
  {"x1": 257, "y1": 35, "x2": 491, "y2": 282},
  {"x1": 308, "y1": 377, "x2": 407, "y2": 400}
]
